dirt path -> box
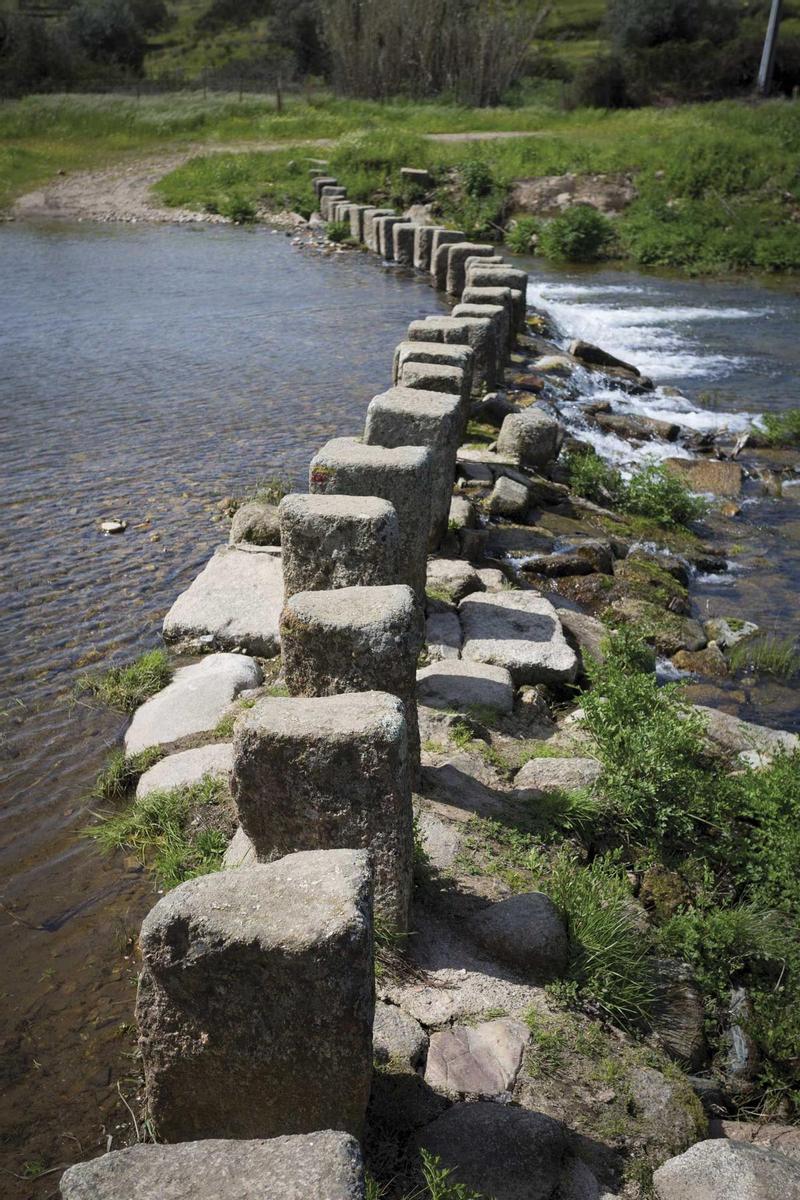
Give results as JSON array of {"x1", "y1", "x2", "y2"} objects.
[{"x1": 11, "y1": 130, "x2": 538, "y2": 224}]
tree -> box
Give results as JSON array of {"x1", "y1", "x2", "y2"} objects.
[
  {"x1": 606, "y1": 0, "x2": 739, "y2": 51},
  {"x1": 68, "y1": 0, "x2": 147, "y2": 70}
]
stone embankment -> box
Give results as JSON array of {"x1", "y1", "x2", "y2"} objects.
[{"x1": 63, "y1": 171, "x2": 800, "y2": 1200}]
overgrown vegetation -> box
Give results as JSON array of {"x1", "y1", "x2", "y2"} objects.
[
  {"x1": 86, "y1": 773, "x2": 231, "y2": 888},
  {"x1": 728, "y1": 634, "x2": 800, "y2": 680},
  {"x1": 566, "y1": 450, "x2": 707, "y2": 527},
  {"x1": 75, "y1": 648, "x2": 172, "y2": 713},
  {"x1": 366, "y1": 1151, "x2": 484, "y2": 1200},
  {"x1": 756, "y1": 407, "x2": 800, "y2": 447},
  {"x1": 538, "y1": 204, "x2": 614, "y2": 261}
]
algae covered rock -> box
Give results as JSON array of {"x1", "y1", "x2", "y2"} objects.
[{"x1": 229, "y1": 500, "x2": 281, "y2": 546}]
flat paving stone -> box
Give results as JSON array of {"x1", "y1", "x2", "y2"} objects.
[
  {"x1": 459, "y1": 591, "x2": 578, "y2": 685},
  {"x1": 59, "y1": 1132, "x2": 365, "y2": 1200},
  {"x1": 425, "y1": 1018, "x2": 530, "y2": 1097},
  {"x1": 417, "y1": 659, "x2": 514, "y2": 714},
  {"x1": 163, "y1": 544, "x2": 282, "y2": 657},
  {"x1": 125, "y1": 653, "x2": 261, "y2": 757},
  {"x1": 136, "y1": 743, "x2": 234, "y2": 798}
]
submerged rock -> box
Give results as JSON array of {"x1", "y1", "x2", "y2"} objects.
[{"x1": 664, "y1": 458, "x2": 743, "y2": 498}]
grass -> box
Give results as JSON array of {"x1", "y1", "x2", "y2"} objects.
[
  {"x1": 366, "y1": 1151, "x2": 484, "y2": 1200},
  {"x1": 566, "y1": 450, "x2": 707, "y2": 528},
  {"x1": 75, "y1": 648, "x2": 172, "y2": 713},
  {"x1": 91, "y1": 746, "x2": 164, "y2": 801},
  {"x1": 86, "y1": 773, "x2": 230, "y2": 889},
  {"x1": 728, "y1": 634, "x2": 800, "y2": 680},
  {"x1": 756, "y1": 408, "x2": 800, "y2": 447},
  {"x1": 4, "y1": 91, "x2": 799, "y2": 274}
]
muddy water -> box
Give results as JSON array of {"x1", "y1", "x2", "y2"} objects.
[
  {"x1": 520, "y1": 260, "x2": 800, "y2": 731},
  {"x1": 0, "y1": 221, "x2": 447, "y2": 1194}
]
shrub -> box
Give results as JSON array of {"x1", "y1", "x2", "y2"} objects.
[
  {"x1": 458, "y1": 156, "x2": 495, "y2": 199},
  {"x1": 569, "y1": 54, "x2": 632, "y2": 109},
  {"x1": 758, "y1": 409, "x2": 800, "y2": 447},
  {"x1": 606, "y1": 0, "x2": 739, "y2": 52},
  {"x1": 76, "y1": 648, "x2": 172, "y2": 714},
  {"x1": 565, "y1": 449, "x2": 626, "y2": 509},
  {"x1": 505, "y1": 215, "x2": 540, "y2": 254},
  {"x1": 325, "y1": 218, "x2": 351, "y2": 243},
  {"x1": 623, "y1": 462, "x2": 707, "y2": 527},
  {"x1": 538, "y1": 206, "x2": 614, "y2": 262}
]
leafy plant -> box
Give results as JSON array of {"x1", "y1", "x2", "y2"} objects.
[
  {"x1": 728, "y1": 635, "x2": 799, "y2": 681},
  {"x1": 623, "y1": 462, "x2": 707, "y2": 527},
  {"x1": 458, "y1": 156, "x2": 495, "y2": 198},
  {"x1": 757, "y1": 409, "x2": 800, "y2": 448},
  {"x1": 325, "y1": 218, "x2": 351, "y2": 243},
  {"x1": 76, "y1": 648, "x2": 172, "y2": 714},
  {"x1": 505, "y1": 215, "x2": 540, "y2": 254},
  {"x1": 86, "y1": 774, "x2": 230, "y2": 889},
  {"x1": 539, "y1": 206, "x2": 615, "y2": 262}
]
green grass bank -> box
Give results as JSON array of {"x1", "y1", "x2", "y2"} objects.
[{"x1": 3, "y1": 91, "x2": 800, "y2": 274}]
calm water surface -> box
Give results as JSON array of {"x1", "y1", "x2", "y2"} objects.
[
  {"x1": 0, "y1": 221, "x2": 447, "y2": 1194},
  {"x1": 2, "y1": 226, "x2": 799, "y2": 1191}
]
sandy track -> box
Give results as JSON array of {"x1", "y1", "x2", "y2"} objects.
[{"x1": 11, "y1": 130, "x2": 538, "y2": 224}]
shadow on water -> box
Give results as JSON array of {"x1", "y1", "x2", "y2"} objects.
[{"x1": 0, "y1": 220, "x2": 448, "y2": 1190}]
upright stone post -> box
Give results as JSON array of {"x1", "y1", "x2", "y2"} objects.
[
  {"x1": 462, "y1": 286, "x2": 516, "y2": 350},
  {"x1": 466, "y1": 265, "x2": 529, "y2": 329},
  {"x1": 431, "y1": 229, "x2": 466, "y2": 289},
  {"x1": 413, "y1": 224, "x2": 442, "y2": 271},
  {"x1": 453, "y1": 301, "x2": 509, "y2": 369},
  {"x1": 232, "y1": 691, "x2": 413, "y2": 930},
  {"x1": 392, "y1": 339, "x2": 474, "y2": 401},
  {"x1": 392, "y1": 222, "x2": 417, "y2": 266},
  {"x1": 445, "y1": 242, "x2": 496, "y2": 296},
  {"x1": 375, "y1": 215, "x2": 403, "y2": 260},
  {"x1": 136, "y1": 850, "x2": 374, "y2": 1142},
  {"x1": 280, "y1": 584, "x2": 423, "y2": 771},
  {"x1": 364, "y1": 387, "x2": 461, "y2": 547},
  {"x1": 399, "y1": 361, "x2": 467, "y2": 420},
  {"x1": 409, "y1": 315, "x2": 497, "y2": 389},
  {"x1": 362, "y1": 207, "x2": 394, "y2": 250},
  {"x1": 309, "y1": 438, "x2": 432, "y2": 604},
  {"x1": 313, "y1": 175, "x2": 338, "y2": 199},
  {"x1": 280, "y1": 493, "x2": 400, "y2": 600},
  {"x1": 320, "y1": 186, "x2": 347, "y2": 220},
  {"x1": 349, "y1": 204, "x2": 370, "y2": 242}
]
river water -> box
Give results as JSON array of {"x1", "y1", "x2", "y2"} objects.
[{"x1": 1, "y1": 224, "x2": 798, "y2": 1190}]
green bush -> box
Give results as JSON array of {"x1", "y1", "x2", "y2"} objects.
[
  {"x1": 758, "y1": 409, "x2": 800, "y2": 448},
  {"x1": 325, "y1": 218, "x2": 351, "y2": 243},
  {"x1": 505, "y1": 215, "x2": 540, "y2": 254},
  {"x1": 458, "y1": 156, "x2": 495, "y2": 198},
  {"x1": 566, "y1": 452, "x2": 706, "y2": 528},
  {"x1": 539, "y1": 205, "x2": 615, "y2": 262}
]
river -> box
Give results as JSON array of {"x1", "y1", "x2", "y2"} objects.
[{"x1": 1, "y1": 223, "x2": 798, "y2": 1191}]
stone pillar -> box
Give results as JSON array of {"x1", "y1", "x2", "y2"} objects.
[
  {"x1": 59, "y1": 1133, "x2": 366, "y2": 1200},
  {"x1": 280, "y1": 493, "x2": 400, "y2": 600},
  {"x1": 232, "y1": 691, "x2": 413, "y2": 931},
  {"x1": 313, "y1": 175, "x2": 338, "y2": 199},
  {"x1": 410, "y1": 315, "x2": 497, "y2": 389},
  {"x1": 453, "y1": 301, "x2": 509, "y2": 369},
  {"x1": 375, "y1": 215, "x2": 403, "y2": 260},
  {"x1": 399, "y1": 361, "x2": 468, "y2": 439},
  {"x1": 445, "y1": 242, "x2": 495, "y2": 297},
  {"x1": 364, "y1": 387, "x2": 461, "y2": 547},
  {"x1": 349, "y1": 204, "x2": 370, "y2": 242},
  {"x1": 320, "y1": 186, "x2": 347, "y2": 220},
  {"x1": 414, "y1": 224, "x2": 443, "y2": 271},
  {"x1": 392, "y1": 222, "x2": 417, "y2": 266},
  {"x1": 466, "y1": 266, "x2": 529, "y2": 329},
  {"x1": 430, "y1": 229, "x2": 466, "y2": 289},
  {"x1": 309, "y1": 438, "x2": 432, "y2": 604},
  {"x1": 462, "y1": 286, "x2": 515, "y2": 350},
  {"x1": 363, "y1": 208, "x2": 394, "y2": 251},
  {"x1": 392, "y1": 339, "x2": 474, "y2": 401},
  {"x1": 280, "y1": 584, "x2": 423, "y2": 770},
  {"x1": 136, "y1": 850, "x2": 374, "y2": 1142}
]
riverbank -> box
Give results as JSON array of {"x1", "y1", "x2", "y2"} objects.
[
  {"x1": 61, "y1": 202, "x2": 800, "y2": 1198},
  {"x1": 3, "y1": 92, "x2": 800, "y2": 275}
]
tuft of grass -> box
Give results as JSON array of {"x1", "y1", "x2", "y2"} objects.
[
  {"x1": 757, "y1": 408, "x2": 800, "y2": 447},
  {"x1": 86, "y1": 774, "x2": 230, "y2": 890},
  {"x1": 728, "y1": 635, "x2": 799, "y2": 681},
  {"x1": 75, "y1": 649, "x2": 172, "y2": 714},
  {"x1": 91, "y1": 746, "x2": 164, "y2": 801}
]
